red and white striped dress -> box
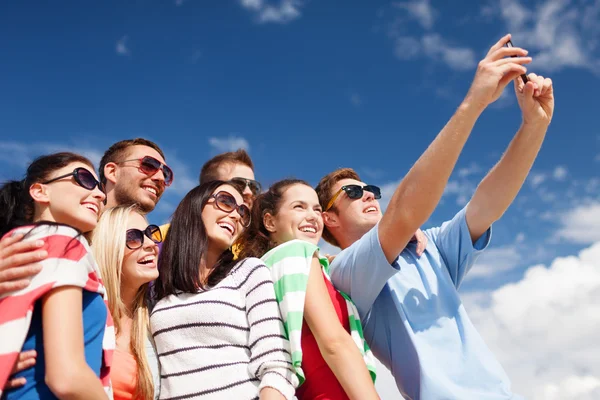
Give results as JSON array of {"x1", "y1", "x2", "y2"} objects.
[{"x1": 0, "y1": 224, "x2": 115, "y2": 397}]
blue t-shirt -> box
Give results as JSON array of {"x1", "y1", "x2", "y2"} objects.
[
  {"x1": 5, "y1": 290, "x2": 107, "y2": 400},
  {"x1": 329, "y1": 206, "x2": 522, "y2": 400}
]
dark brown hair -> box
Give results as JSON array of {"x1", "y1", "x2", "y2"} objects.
[
  {"x1": 153, "y1": 180, "x2": 242, "y2": 300},
  {"x1": 99, "y1": 138, "x2": 165, "y2": 185},
  {"x1": 199, "y1": 149, "x2": 254, "y2": 184},
  {"x1": 0, "y1": 152, "x2": 94, "y2": 237},
  {"x1": 314, "y1": 168, "x2": 361, "y2": 247},
  {"x1": 237, "y1": 179, "x2": 310, "y2": 260}
]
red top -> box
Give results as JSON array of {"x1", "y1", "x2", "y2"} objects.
[
  {"x1": 112, "y1": 348, "x2": 138, "y2": 400},
  {"x1": 295, "y1": 271, "x2": 351, "y2": 400}
]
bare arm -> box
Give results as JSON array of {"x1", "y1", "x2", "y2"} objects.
[
  {"x1": 378, "y1": 34, "x2": 532, "y2": 263},
  {"x1": 42, "y1": 287, "x2": 108, "y2": 400},
  {"x1": 467, "y1": 73, "x2": 554, "y2": 241},
  {"x1": 304, "y1": 256, "x2": 379, "y2": 400},
  {"x1": 259, "y1": 387, "x2": 286, "y2": 400}
]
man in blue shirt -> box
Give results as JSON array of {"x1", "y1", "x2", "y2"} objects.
[{"x1": 315, "y1": 34, "x2": 554, "y2": 399}]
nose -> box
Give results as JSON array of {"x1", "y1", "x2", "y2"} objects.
[
  {"x1": 151, "y1": 168, "x2": 166, "y2": 184},
  {"x1": 363, "y1": 188, "x2": 375, "y2": 201},
  {"x1": 93, "y1": 186, "x2": 106, "y2": 203},
  {"x1": 142, "y1": 234, "x2": 158, "y2": 252}
]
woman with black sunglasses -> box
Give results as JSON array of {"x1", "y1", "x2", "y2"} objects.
[
  {"x1": 151, "y1": 180, "x2": 297, "y2": 400},
  {"x1": 0, "y1": 152, "x2": 112, "y2": 399},
  {"x1": 237, "y1": 179, "x2": 379, "y2": 400},
  {"x1": 92, "y1": 205, "x2": 162, "y2": 400}
]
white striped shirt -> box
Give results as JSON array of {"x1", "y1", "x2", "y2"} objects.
[{"x1": 150, "y1": 257, "x2": 298, "y2": 400}]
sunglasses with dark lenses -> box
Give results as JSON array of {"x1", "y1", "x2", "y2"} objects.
[
  {"x1": 210, "y1": 191, "x2": 251, "y2": 228},
  {"x1": 125, "y1": 224, "x2": 162, "y2": 250},
  {"x1": 42, "y1": 167, "x2": 105, "y2": 194},
  {"x1": 120, "y1": 156, "x2": 174, "y2": 187},
  {"x1": 325, "y1": 184, "x2": 382, "y2": 211},
  {"x1": 229, "y1": 177, "x2": 262, "y2": 196}
]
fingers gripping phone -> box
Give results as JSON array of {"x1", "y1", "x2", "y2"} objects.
[{"x1": 505, "y1": 39, "x2": 529, "y2": 84}]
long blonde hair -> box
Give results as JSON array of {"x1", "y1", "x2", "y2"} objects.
[{"x1": 92, "y1": 205, "x2": 154, "y2": 400}]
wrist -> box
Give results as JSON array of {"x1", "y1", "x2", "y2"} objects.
[
  {"x1": 458, "y1": 97, "x2": 486, "y2": 117},
  {"x1": 521, "y1": 117, "x2": 550, "y2": 130}
]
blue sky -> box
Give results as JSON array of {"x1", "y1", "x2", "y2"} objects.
[{"x1": 1, "y1": 0, "x2": 599, "y2": 398}]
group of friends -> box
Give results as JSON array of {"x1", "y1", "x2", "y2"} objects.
[{"x1": 0, "y1": 35, "x2": 554, "y2": 400}]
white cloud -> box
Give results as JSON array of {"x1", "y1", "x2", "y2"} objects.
[
  {"x1": 464, "y1": 242, "x2": 600, "y2": 399},
  {"x1": 528, "y1": 172, "x2": 546, "y2": 188},
  {"x1": 493, "y1": 0, "x2": 600, "y2": 73},
  {"x1": 553, "y1": 165, "x2": 568, "y2": 181},
  {"x1": 239, "y1": 0, "x2": 304, "y2": 24},
  {"x1": 421, "y1": 34, "x2": 477, "y2": 71},
  {"x1": 393, "y1": 0, "x2": 436, "y2": 29},
  {"x1": 116, "y1": 35, "x2": 130, "y2": 56},
  {"x1": 350, "y1": 93, "x2": 362, "y2": 107},
  {"x1": 466, "y1": 245, "x2": 522, "y2": 278},
  {"x1": 457, "y1": 162, "x2": 482, "y2": 178},
  {"x1": 208, "y1": 136, "x2": 250, "y2": 153},
  {"x1": 163, "y1": 152, "x2": 198, "y2": 196},
  {"x1": 0, "y1": 140, "x2": 103, "y2": 170},
  {"x1": 393, "y1": 34, "x2": 477, "y2": 71},
  {"x1": 443, "y1": 179, "x2": 476, "y2": 206},
  {"x1": 556, "y1": 201, "x2": 600, "y2": 243}
]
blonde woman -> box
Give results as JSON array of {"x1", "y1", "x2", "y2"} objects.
[{"x1": 92, "y1": 205, "x2": 161, "y2": 400}]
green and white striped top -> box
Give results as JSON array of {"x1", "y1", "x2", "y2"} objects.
[{"x1": 261, "y1": 239, "x2": 377, "y2": 385}]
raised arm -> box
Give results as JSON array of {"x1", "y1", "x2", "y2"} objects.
[
  {"x1": 466, "y1": 73, "x2": 554, "y2": 241},
  {"x1": 42, "y1": 287, "x2": 108, "y2": 400},
  {"x1": 378, "y1": 34, "x2": 531, "y2": 263},
  {"x1": 304, "y1": 256, "x2": 379, "y2": 400}
]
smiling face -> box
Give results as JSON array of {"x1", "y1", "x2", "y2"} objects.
[
  {"x1": 38, "y1": 161, "x2": 106, "y2": 233},
  {"x1": 121, "y1": 211, "x2": 160, "y2": 290},
  {"x1": 202, "y1": 184, "x2": 247, "y2": 253},
  {"x1": 327, "y1": 178, "x2": 382, "y2": 237},
  {"x1": 266, "y1": 183, "x2": 323, "y2": 246},
  {"x1": 112, "y1": 145, "x2": 168, "y2": 212}
]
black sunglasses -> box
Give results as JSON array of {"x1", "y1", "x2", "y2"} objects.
[
  {"x1": 229, "y1": 177, "x2": 262, "y2": 196},
  {"x1": 210, "y1": 191, "x2": 251, "y2": 228},
  {"x1": 125, "y1": 224, "x2": 162, "y2": 250},
  {"x1": 42, "y1": 167, "x2": 105, "y2": 194},
  {"x1": 325, "y1": 184, "x2": 381, "y2": 211},
  {"x1": 119, "y1": 156, "x2": 174, "y2": 187}
]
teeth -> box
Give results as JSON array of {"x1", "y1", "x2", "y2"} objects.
[
  {"x1": 139, "y1": 256, "x2": 155, "y2": 263},
  {"x1": 144, "y1": 187, "x2": 157, "y2": 195},
  {"x1": 365, "y1": 207, "x2": 377, "y2": 213},
  {"x1": 218, "y1": 222, "x2": 234, "y2": 235},
  {"x1": 300, "y1": 227, "x2": 316, "y2": 233},
  {"x1": 84, "y1": 204, "x2": 98, "y2": 214}
]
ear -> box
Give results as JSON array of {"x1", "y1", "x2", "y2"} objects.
[
  {"x1": 322, "y1": 210, "x2": 339, "y2": 229},
  {"x1": 29, "y1": 182, "x2": 50, "y2": 205},
  {"x1": 103, "y1": 162, "x2": 118, "y2": 185},
  {"x1": 263, "y1": 212, "x2": 277, "y2": 233}
]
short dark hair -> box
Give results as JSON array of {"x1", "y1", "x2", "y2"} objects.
[
  {"x1": 199, "y1": 149, "x2": 254, "y2": 184},
  {"x1": 237, "y1": 179, "x2": 310, "y2": 260},
  {"x1": 99, "y1": 138, "x2": 165, "y2": 185},
  {"x1": 314, "y1": 168, "x2": 361, "y2": 247},
  {"x1": 153, "y1": 180, "x2": 242, "y2": 301}
]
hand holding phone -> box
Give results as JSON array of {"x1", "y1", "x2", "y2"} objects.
[{"x1": 505, "y1": 40, "x2": 529, "y2": 84}]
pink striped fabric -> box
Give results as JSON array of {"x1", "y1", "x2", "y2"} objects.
[{"x1": 0, "y1": 224, "x2": 115, "y2": 397}]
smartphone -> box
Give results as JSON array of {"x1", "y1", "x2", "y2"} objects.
[{"x1": 505, "y1": 40, "x2": 529, "y2": 84}]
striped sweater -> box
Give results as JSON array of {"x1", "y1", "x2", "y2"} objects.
[
  {"x1": 150, "y1": 257, "x2": 298, "y2": 400},
  {"x1": 0, "y1": 224, "x2": 114, "y2": 397},
  {"x1": 261, "y1": 240, "x2": 377, "y2": 384}
]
